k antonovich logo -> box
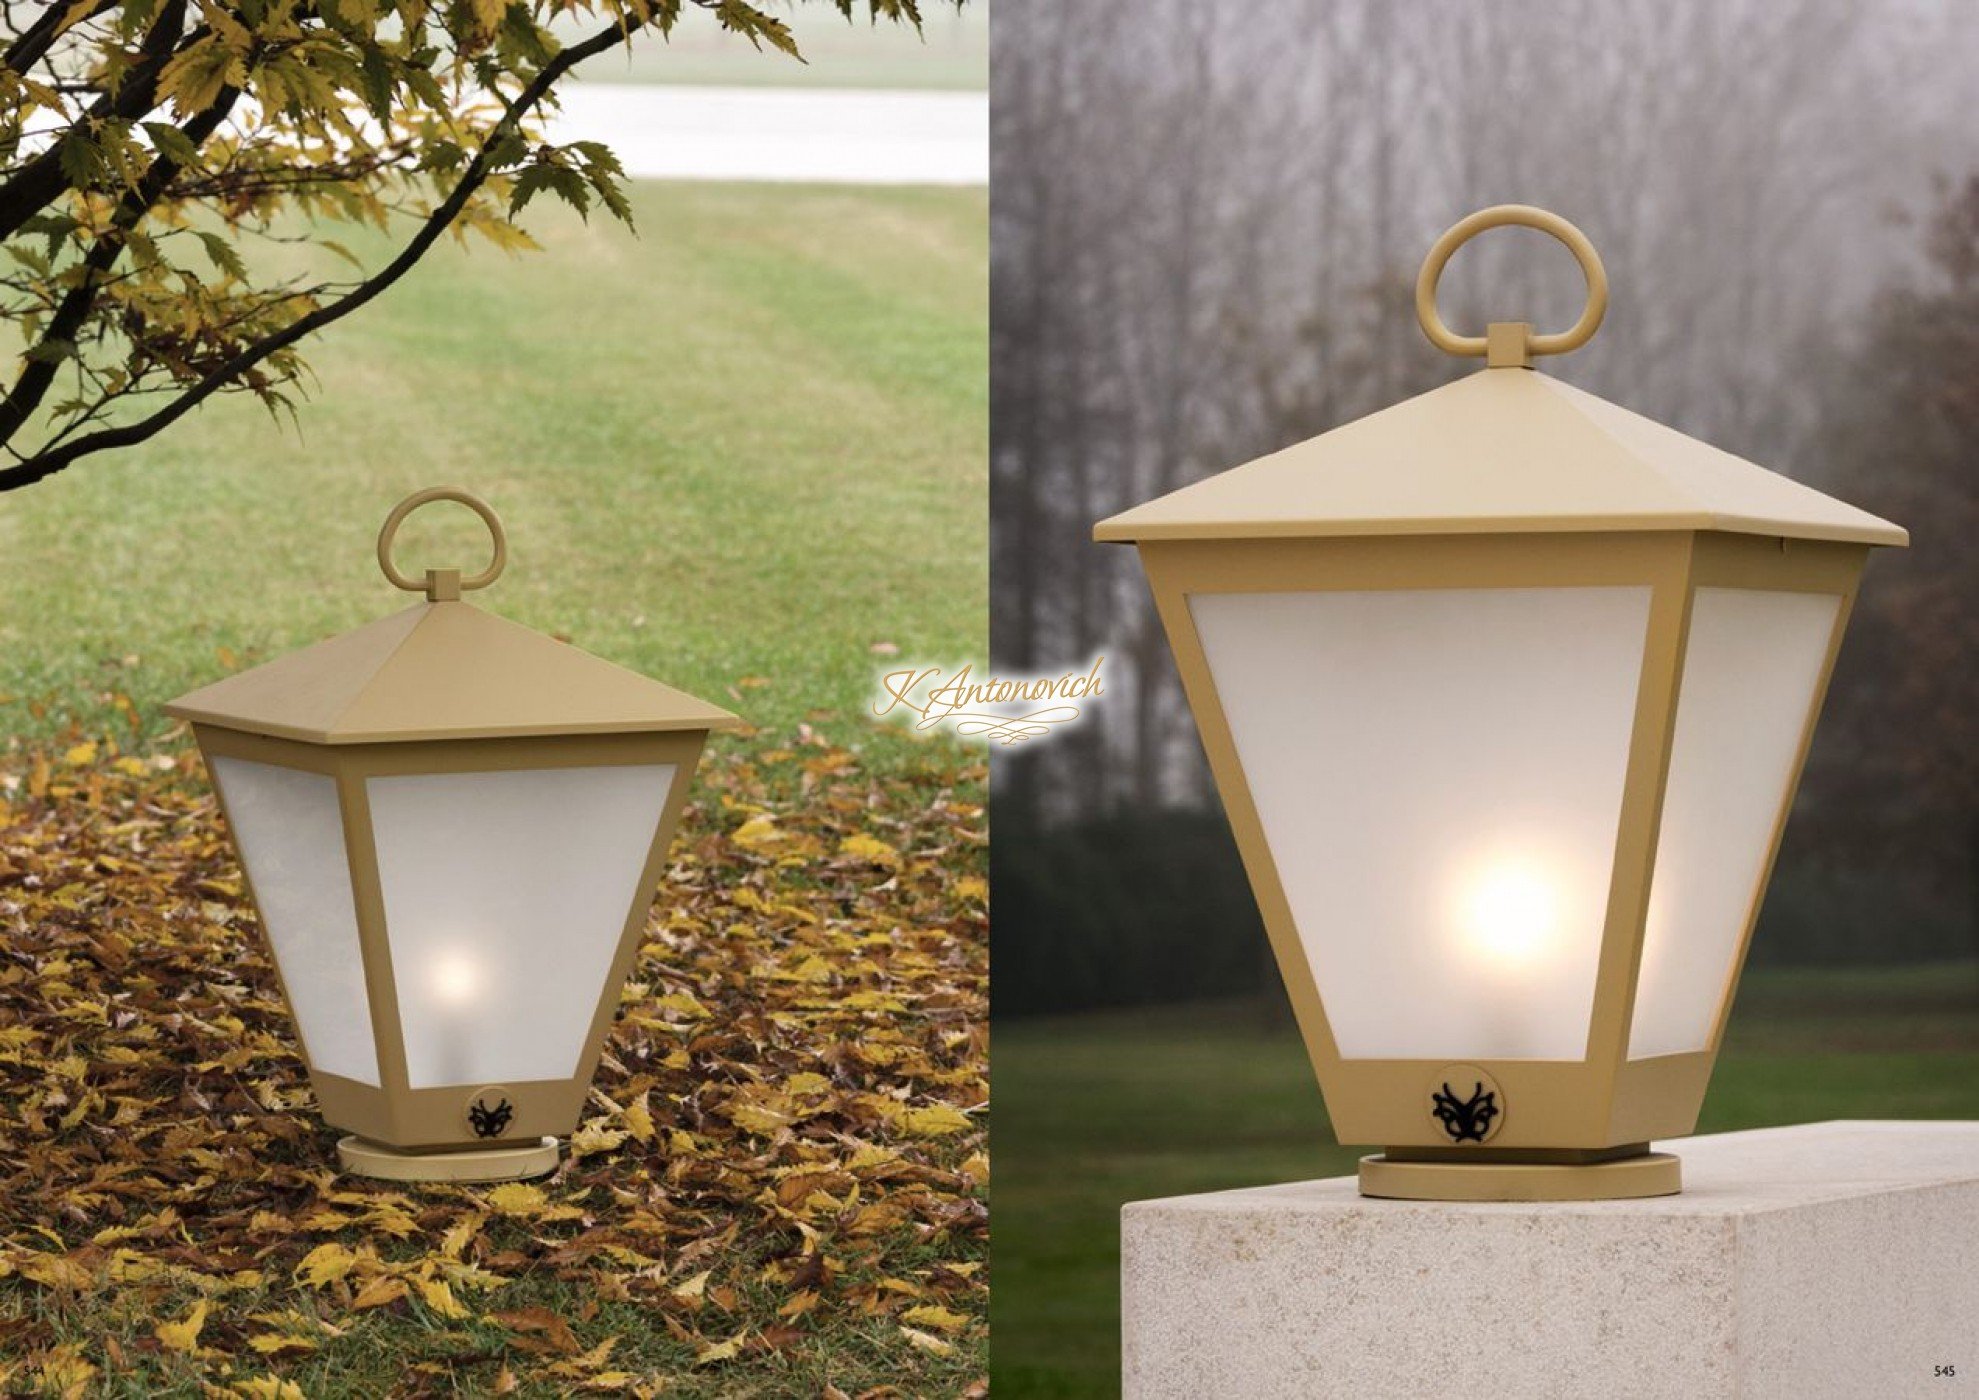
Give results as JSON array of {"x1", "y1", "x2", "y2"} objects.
[{"x1": 873, "y1": 656, "x2": 1106, "y2": 745}]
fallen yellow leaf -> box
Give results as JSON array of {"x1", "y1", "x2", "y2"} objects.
[
  {"x1": 416, "y1": 1275, "x2": 469, "y2": 1319},
  {"x1": 900, "y1": 1103, "x2": 973, "y2": 1137},
  {"x1": 623, "y1": 1090, "x2": 655, "y2": 1143},
  {"x1": 837, "y1": 833, "x2": 900, "y2": 867},
  {"x1": 571, "y1": 1121, "x2": 630, "y2": 1157},
  {"x1": 672, "y1": 1268, "x2": 711, "y2": 1301},
  {"x1": 36, "y1": 1344, "x2": 97, "y2": 1398},
  {"x1": 693, "y1": 1332, "x2": 746, "y2": 1365},
  {"x1": 729, "y1": 814, "x2": 783, "y2": 850},
  {"x1": 155, "y1": 1300, "x2": 208, "y2": 1353},
  {"x1": 900, "y1": 1323, "x2": 955, "y2": 1356},
  {"x1": 350, "y1": 1275, "x2": 409, "y2": 1310},
  {"x1": 294, "y1": 1242, "x2": 359, "y2": 1288},
  {"x1": 485, "y1": 1182, "x2": 548, "y2": 1217},
  {"x1": 900, "y1": 1303, "x2": 972, "y2": 1333},
  {"x1": 232, "y1": 1379, "x2": 308, "y2": 1400}
]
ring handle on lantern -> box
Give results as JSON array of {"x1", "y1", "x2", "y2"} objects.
[
  {"x1": 1414, "y1": 204, "x2": 1608, "y2": 367},
  {"x1": 377, "y1": 486, "x2": 508, "y2": 602}
]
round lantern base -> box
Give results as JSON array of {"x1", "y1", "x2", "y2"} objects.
[
  {"x1": 1358, "y1": 1150, "x2": 1681, "y2": 1201},
  {"x1": 336, "y1": 1135, "x2": 559, "y2": 1183}
]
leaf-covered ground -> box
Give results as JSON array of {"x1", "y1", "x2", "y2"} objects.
[{"x1": 0, "y1": 730, "x2": 987, "y2": 1397}]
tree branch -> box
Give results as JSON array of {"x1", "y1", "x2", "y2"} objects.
[
  {"x1": 0, "y1": 18, "x2": 645, "y2": 492},
  {"x1": 2, "y1": 0, "x2": 120, "y2": 78},
  {"x1": 0, "y1": 87, "x2": 242, "y2": 448},
  {"x1": 0, "y1": 0, "x2": 191, "y2": 244}
]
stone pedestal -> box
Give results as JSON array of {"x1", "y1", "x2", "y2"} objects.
[{"x1": 1121, "y1": 1121, "x2": 1979, "y2": 1399}]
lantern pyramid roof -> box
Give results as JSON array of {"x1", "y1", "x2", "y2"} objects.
[
  {"x1": 166, "y1": 599, "x2": 740, "y2": 745},
  {"x1": 1094, "y1": 367, "x2": 1906, "y2": 547}
]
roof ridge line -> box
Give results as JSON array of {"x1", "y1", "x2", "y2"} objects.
[{"x1": 325, "y1": 599, "x2": 439, "y2": 738}]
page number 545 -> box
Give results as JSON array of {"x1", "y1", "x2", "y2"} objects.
[{"x1": 1938, "y1": 1365, "x2": 1959, "y2": 1378}]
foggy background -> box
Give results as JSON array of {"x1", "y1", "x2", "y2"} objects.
[{"x1": 990, "y1": 0, "x2": 1979, "y2": 1015}]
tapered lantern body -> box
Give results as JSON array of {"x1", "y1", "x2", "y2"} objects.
[
  {"x1": 168, "y1": 488, "x2": 737, "y2": 1181},
  {"x1": 1096, "y1": 207, "x2": 1906, "y2": 1200}
]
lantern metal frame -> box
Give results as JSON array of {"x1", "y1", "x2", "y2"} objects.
[
  {"x1": 169, "y1": 487, "x2": 738, "y2": 1182},
  {"x1": 1097, "y1": 207, "x2": 1904, "y2": 1200}
]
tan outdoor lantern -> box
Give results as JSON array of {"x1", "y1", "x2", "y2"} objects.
[
  {"x1": 1094, "y1": 206, "x2": 1906, "y2": 1201},
  {"x1": 167, "y1": 487, "x2": 738, "y2": 1182}
]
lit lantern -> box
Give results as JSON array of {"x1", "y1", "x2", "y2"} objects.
[
  {"x1": 167, "y1": 487, "x2": 737, "y2": 1181},
  {"x1": 1095, "y1": 207, "x2": 1905, "y2": 1200}
]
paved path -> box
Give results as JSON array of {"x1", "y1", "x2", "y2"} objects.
[{"x1": 544, "y1": 84, "x2": 987, "y2": 185}]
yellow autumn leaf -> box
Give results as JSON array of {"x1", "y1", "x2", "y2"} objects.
[
  {"x1": 485, "y1": 1182, "x2": 548, "y2": 1218},
  {"x1": 654, "y1": 991, "x2": 710, "y2": 1020},
  {"x1": 247, "y1": 1332, "x2": 319, "y2": 1356},
  {"x1": 233, "y1": 1379, "x2": 309, "y2": 1400},
  {"x1": 900, "y1": 1303, "x2": 972, "y2": 1333},
  {"x1": 549, "y1": 1335, "x2": 621, "y2": 1376},
  {"x1": 784, "y1": 954, "x2": 835, "y2": 983},
  {"x1": 837, "y1": 832, "x2": 900, "y2": 866},
  {"x1": 439, "y1": 1215, "x2": 483, "y2": 1260},
  {"x1": 778, "y1": 1289, "x2": 820, "y2": 1319},
  {"x1": 845, "y1": 1143, "x2": 900, "y2": 1171},
  {"x1": 416, "y1": 1275, "x2": 469, "y2": 1319},
  {"x1": 155, "y1": 1300, "x2": 209, "y2": 1352},
  {"x1": 16, "y1": 1252, "x2": 91, "y2": 1290},
  {"x1": 112, "y1": 756, "x2": 148, "y2": 778},
  {"x1": 623, "y1": 1089, "x2": 655, "y2": 1143},
  {"x1": 350, "y1": 1275, "x2": 409, "y2": 1310},
  {"x1": 294, "y1": 1241, "x2": 359, "y2": 1288},
  {"x1": 466, "y1": 0, "x2": 506, "y2": 36},
  {"x1": 728, "y1": 814, "x2": 783, "y2": 850},
  {"x1": 900, "y1": 1324, "x2": 955, "y2": 1356},
  {"x1": 671, "y1": 1268, "x2": 710, "y2": 1300},
  {"x1": 36, "y1": 1344, "x2": 96, "y2": 1396},
  {"x1": 728, "y1": 1098, "x2": 798, "y2": 1135},
  {"x1": 571, "y1": 1121, "x2": 630, "y2": 1157},
  {"x1": 900, "y1": 1103, "x2": 973, "y2": 1137},
  {"x1": 62, "y1": 741, "x2": 97, "y2": 766},
  {"x1": 693, "y1": 1332, "x2": 745, "y2": 1365}
]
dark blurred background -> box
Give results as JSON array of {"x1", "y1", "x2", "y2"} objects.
[{"x1": 988, "y1": 1, "x2": 1979, "y2": 1393}]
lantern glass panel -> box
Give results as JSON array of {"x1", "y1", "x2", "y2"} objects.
[
  {"x1": 1190, "y1": 584, "x2": 1652, "y2": 1060},
  {"x1": 366, "y1": 762, "x2": 676, "y2": 1089},
  {"x1": 210, "y1": 756, "x2": 381, "y2": 1085},
  {"x1": 1629, "y1": 587, "x2": 1841, "y2": 1058}
]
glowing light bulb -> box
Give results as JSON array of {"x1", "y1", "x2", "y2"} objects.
[
  {"x1": 430, "y1": 949, "x2": 481, "y2": 1006},
  {"x1": 1461, "y1": 859, "x2": 1558, "y2": 965}
]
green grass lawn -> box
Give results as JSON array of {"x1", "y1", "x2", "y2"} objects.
[
  {"x1": 0, "y1": 181, "x2": 986, "y2": 768},
  {"x1": 993, "y1": 961, "x2": 1979, "y2": 1398}
]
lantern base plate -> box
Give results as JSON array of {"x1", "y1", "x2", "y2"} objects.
[
  {"x1": 336, "y1": 1135, "x2": 558, "y2": 1183},
  {"x1": 1357, "y1": 1150, "x2": 1681, "y2": 1201}
]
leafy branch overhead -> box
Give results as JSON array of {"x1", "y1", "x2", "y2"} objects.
[{"x1": 0, "y1": 0, "x2": 934, "y2": 492}]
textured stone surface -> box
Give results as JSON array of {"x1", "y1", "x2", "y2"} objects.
[{"x1": 1121, "y1": 1121, "x2": 1979, "y2": 1400}]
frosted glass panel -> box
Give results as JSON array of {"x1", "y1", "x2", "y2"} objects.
[
  {"x1": 210, "y1": 757, "x2": 379, "y2": 1085},
  {"x1": 368, "y1": 763, "x2": 675, "y2": 1088},
  {"x1": 1629, "y1": 589, "x2": 1840, "y2": 1059},
  {"x1": 1192, "y1": 585, "x2": 1651, "y2": 1060}
]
